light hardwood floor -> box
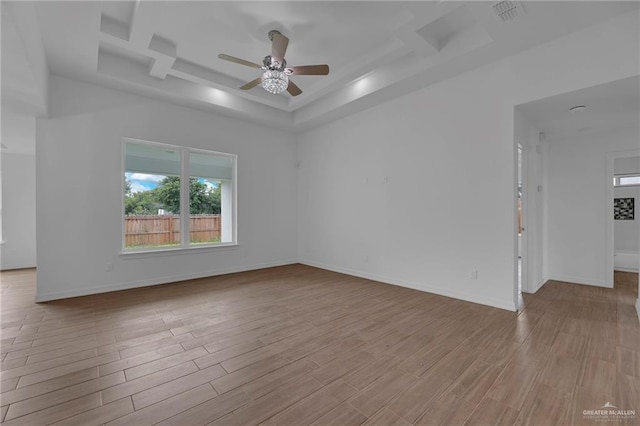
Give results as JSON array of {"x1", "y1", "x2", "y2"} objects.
[{"x1": 1, "y1": 265, "x2": 638, "y2": 425}]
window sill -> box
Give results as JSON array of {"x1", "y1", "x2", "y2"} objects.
[{"x1": 120, "y1": 243, "x2": 239, "y2": 259}]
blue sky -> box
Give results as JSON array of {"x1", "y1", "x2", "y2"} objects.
[
  {"x1": 125, "y1": 173, "x2": 218, "y2": 194},
  {"x1": 125, "y1": 173, "x2": 164, "y2": 193}
]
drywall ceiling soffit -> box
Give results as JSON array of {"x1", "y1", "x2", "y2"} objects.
[
  {"x1": 32, "y1": 1, "x2": 640, "y2": 131},
  {"x1": 517, "y1": 76, "x2": 640, "y2": 140}
]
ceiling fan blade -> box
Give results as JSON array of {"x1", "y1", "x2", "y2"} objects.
[
  {"x1": 218, "y1": 54, "x2": 262, "y2": 69},
  {"x1": 286, "y1": 65, "x2": 330, "y2": 76},
  {"x1": 287, "y1": 79, "x2": 302, "y2": 97},
  {"x1": 271, "y1": 31, "x2": 289, "y2": 65},
  {"x1": 240, "y1": 77, "x2": 262, "y2": 90}
]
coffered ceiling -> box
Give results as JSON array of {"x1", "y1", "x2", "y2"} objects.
[{"x1": 3, "y1": 1, "x2": 639, "y2": 130}]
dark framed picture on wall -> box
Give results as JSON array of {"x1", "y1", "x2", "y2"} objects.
[{"x1": 614, "y1": 198, "x2": 634, "y2": 220}]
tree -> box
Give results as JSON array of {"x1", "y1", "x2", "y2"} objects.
[
  {"x1": 124, "y1": 177, "x2": 160, "y2": 215},
  {"x1": 125, "y1": 190, "x2": 158, "y2": 215},
  {"x1": 154, "y1": 176, "x2": 221, "y2": 215},
  {"x1": 204, "y1": 185, "x2": 221, "y2": 214},
  {"x1": 154, "y1": 176, "x2": 181, "y2": 214}
]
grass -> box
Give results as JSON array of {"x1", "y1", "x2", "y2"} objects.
[{"x1": 126, "y1": 237, "x2": 221, "y2": 250}]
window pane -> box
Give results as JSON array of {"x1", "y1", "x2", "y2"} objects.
[
  {"x1": 619, "y1": 176, "x2": 640, "y2": 186},
  {"x1": 124, "y1": 143, "x2": 181, "y2": 249},
  {"x1": 189, "y1": 152, "x2": 232, "y2": 245}
]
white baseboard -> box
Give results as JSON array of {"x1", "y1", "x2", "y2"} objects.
[
  {"x1": 1, "y1": 262, "x2": 37, "y2": 271},
  {"x1": 523, "y1": 279, "x2": 546, "y2": 294},
  {"x1": 614, "y1": 251, "x2": 639, "y2": 272},
  {"x1": 637, "y1": 298, "x2": 640, "y2": 321},
  {"x1": 299, "y1": 259, "x2": 516, "y2": 312},
  {"x1": 547, "y1": 274, "x2": 609, "y2": 288},
  {"x1": 35, "y1": 259, "x2": 298, "y2": 302},
  {"x1": 615, "y1": 267, "x2": 640, "y2": 273}
]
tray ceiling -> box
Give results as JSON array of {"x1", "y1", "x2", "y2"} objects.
[{"x1": 5, "y1": 1, "x2": 639, "y2": 130}]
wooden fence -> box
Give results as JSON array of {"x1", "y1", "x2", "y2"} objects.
[{"x1": 125, "y1": 214, "x2": 220, "y2": 247}]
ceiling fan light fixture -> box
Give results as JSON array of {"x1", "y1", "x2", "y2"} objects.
[
  {"x1": 220, "y1": 30, "x2": 328, "y2": 97},
  {"x1": 261, "y1": 70, "x2": 289, "y2": 94}
]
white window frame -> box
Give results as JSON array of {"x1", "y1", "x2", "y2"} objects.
[
  {"x1": 121, "y1": 138, "x2": 237, "y2": 254},
  {"x1": 614, "y1": 173, "x2": 640, "y2": 187}
]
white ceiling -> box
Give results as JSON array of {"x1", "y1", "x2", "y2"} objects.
[
  {"x1": 1, "y1": 4, "x2": 44, "y2": 117},
  {"x1": 517, "y1": 75, "x2": 640, "y2": 140},
  {"x1": 3, "y1": 1, "x2": 639, "y2": 131}
]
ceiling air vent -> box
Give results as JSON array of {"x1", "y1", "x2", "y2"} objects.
[{"x1": 491, "y1": 1, "x2": 525, "y2": 22}]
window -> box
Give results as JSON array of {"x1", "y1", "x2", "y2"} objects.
[
  {"x1": 123, "y1": 139, "x2": 236, "y2": 251},
  {"x1": 614, "y1": 174, "x2": 640, "y2": 187}
]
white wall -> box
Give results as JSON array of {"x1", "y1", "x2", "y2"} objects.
[
  {"x1": 32, "y1": 10, "x2": 640, "y2": 307},
  {"x1": 614, "y1": 156, "x2": 640, "y2": 271},
  {"x1": 546, "y1": 129, "x2": 639, "y2": 286},
  {"x1": 297, "y1": 11, "x2": 639, "y2": 311},
  {"x1": 35, "y1": 75, "x2": 298, "y2": 301},
  {"x1": 297, "y1": 68, "x2": 517, "y2": 310},
  {"x1": 614, "y1": 186, "x2": 639, "y2": 253},
  {"x1": 1, "y1": 152, "x2": 37, "y2": 270},
  {"x1": 1, "y1": 109, "x2": 37, "y2": 155},
  {"x1": 1, "y1": 107, "x2": 37, "y2": 270}
]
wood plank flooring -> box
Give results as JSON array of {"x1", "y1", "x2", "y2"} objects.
[{"x1": 1, "y1": 265, "x2": 638, "y2": 425}]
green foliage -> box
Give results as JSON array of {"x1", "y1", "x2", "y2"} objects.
[
  {"x1": 124, "y1": 190, "x2": 158, "y2": 215},
  {"x1": 192, "y1": 180, "x2": 221, "y2": 214},
  {"x1": 205, "y1": 185, "x2": 221, "y2": 214},
  {"x1": 125, "y1": 176, "x2": 221, "y2": 215},
  {"x1": 154, "y1": 176, "x2": 181, "y2": 214}
]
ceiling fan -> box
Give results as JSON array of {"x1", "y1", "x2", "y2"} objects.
[{"x1": 218, "y1": 30, "x2": 329, "y2": 97}]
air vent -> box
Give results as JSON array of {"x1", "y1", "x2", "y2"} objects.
[{"x1": 492, "y1": 1, "x2": 525, "y2": 22}]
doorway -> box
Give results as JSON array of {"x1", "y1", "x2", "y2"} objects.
[
  {"x1": 515, "y1": 76, "x2": 639, "y2": 310},
  {"x1": 606, "y1": 151, "x2": 640, "y2": 288},
  {"x1": 513, "y1": 108, "x2": 543, "y2": 311},
  {"x1": 515, "y1": 143, "x2": 529, "y2": 310},
  {"x1": 517, "y1": 145, "x2": 524, "y2": 295}
]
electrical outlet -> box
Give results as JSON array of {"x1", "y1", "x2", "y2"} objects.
[
  {"x1": 470, "y1": 270, "x2": 478, "y2": 280},
  {"x1": 106, "y1": 262, "x2": 113, "y2": 272},
  {"x1": 364, "y1": 255, "x2": 369, "y2": 263}
]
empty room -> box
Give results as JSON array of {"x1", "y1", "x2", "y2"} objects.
[{"x1": 1, "y1": 1, "x2": 639, "y2": 425}]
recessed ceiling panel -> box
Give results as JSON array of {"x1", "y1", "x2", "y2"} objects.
[{"x1": 417, "y1": 5, "x2": 492, "y2": 54}]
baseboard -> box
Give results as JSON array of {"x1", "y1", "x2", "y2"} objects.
[
  {"x1": 299, "y1": 259, "x2": 516, "y2": 312},
  {"x1": 34, "y1": 258, "x2": 517, "y2": 311},
  {"x1": 614, "y1": 251, "x2": 639, "y2": 272},
  {"x1": 523, "y1": 279, "x2": 546, "y2": 294},
  {"x1": 1, "y1": 263, "x2": 37, "y2": 271},
  {"x1": 636, "y1": 298, "x2": 640, "y2": 321},
  {"x1": 547, "y1": 274, "x2": 609, "y2": 288},
  {"x1": 35, "y1": 259, "x2": 298, "y2": 302},
  {"x1": 615, "y1": 267, "x2": 640, "y2": 273}
]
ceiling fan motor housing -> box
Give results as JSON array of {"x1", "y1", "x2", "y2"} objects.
[{"x1": 263, "y1": 55, "x2": 287, "y2": 71}]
